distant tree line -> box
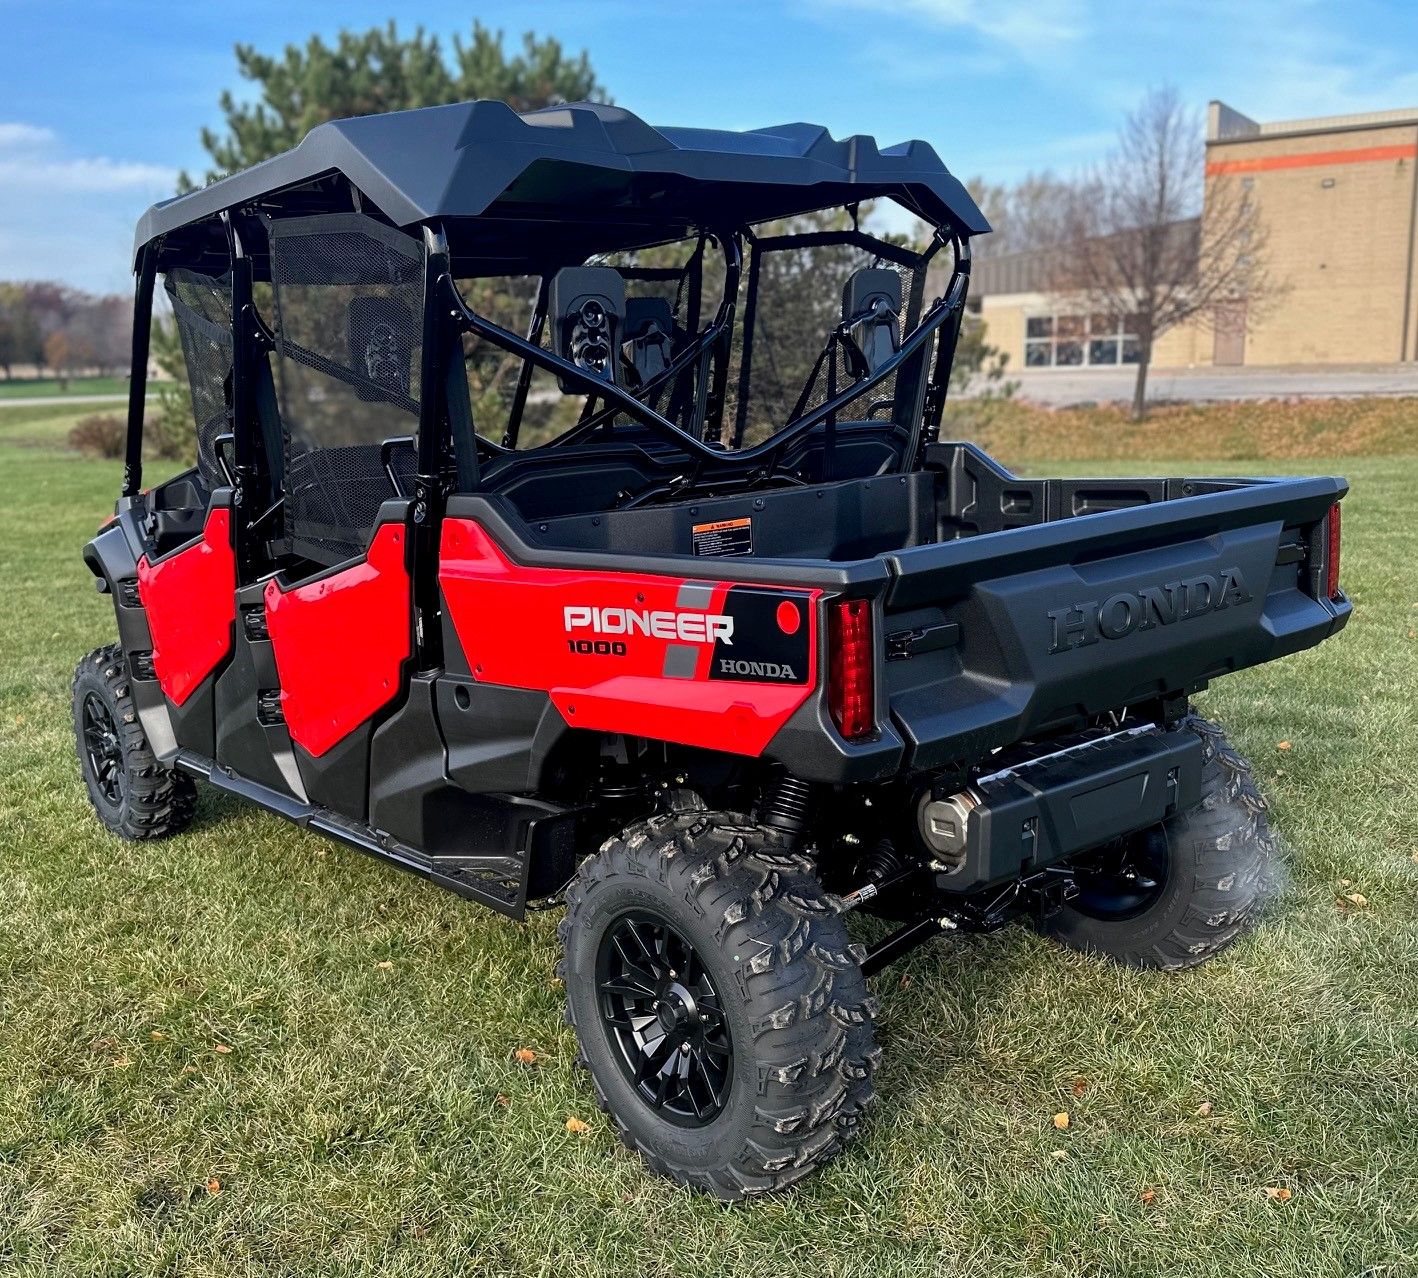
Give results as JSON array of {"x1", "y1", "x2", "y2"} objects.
[{"x1": 0, "y1": 282, "x2": 133, "y2": 386}]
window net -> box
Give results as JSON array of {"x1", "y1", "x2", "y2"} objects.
[
  {"x1": 165, "y1": 269, "x2": 233, "y2": 491},
  {"x1": 725, "y1": 236, "x2": 925, "y2": 449},
  {"x1": 267, "y1": 213, "x2": 424, "y2": 565}
]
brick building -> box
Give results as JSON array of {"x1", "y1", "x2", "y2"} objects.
[{"x1": 970, "y1": 102, "x2": 1418, "y2": 370}]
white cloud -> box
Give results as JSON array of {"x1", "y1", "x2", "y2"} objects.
[
  {"x1": 815, "y1": 0, "x2": 1083, "y2": 61},
  {"x1": 0, "y1": 123, "x2": 174, "y2": 290},
  {"x1": 0, "y1": 121, "x2": 174, "y2": 194},
  {"x1": 0, "y1": 122, "x2": 57, "y2": 149}
]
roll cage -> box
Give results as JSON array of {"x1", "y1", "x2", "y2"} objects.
[{"x1": 124, "y1": 210, "x2": 972, "y2": 505}]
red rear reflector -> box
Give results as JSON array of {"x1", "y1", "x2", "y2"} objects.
[
  {"x1": 828, "y1": 599, "x2": 875, "y2": 740},
  {"x1": 1325, "y1": 503, "x2": 1342, "y2": 599}
]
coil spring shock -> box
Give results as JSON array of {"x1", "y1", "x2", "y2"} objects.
[{"x1": 760, "y1": 771, "x2": 814, "y2": 840}]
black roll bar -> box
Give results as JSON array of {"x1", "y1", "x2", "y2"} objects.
[
  {"x1": 503, "y1": 275, "x2": 549, "y2": 449},
  {"x1": 121, "y1": 244, "x2": 157, "y2": 499},
  {"x1": 444, "y1": 254, "x2": 968, "y2": 479},
  {"x1": 549, "y1": 231, "x2": 742, "y2": 448}
]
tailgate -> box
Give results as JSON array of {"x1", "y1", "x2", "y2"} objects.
[{"x1": 882, "y1": 475, "x2": 1349, "y2": 771}]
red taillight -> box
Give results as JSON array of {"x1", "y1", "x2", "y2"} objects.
[
  {"x1": 828, "y1": 598, "x2": 875, "y2": 740},
  {"x1": 1326, "y1": 503, "x2": 1342, "y2": 600}
]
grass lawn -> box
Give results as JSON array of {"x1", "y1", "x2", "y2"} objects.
[
  {"x1": 1, "y1": 433, "x2": 1415, "y2": 1276},
  {"x1": 0, "y1": 376, "x2": 131, "y2": 400}
]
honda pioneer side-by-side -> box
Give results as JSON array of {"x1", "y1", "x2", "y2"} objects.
[{"x1": 75, "y1": 101, "x2": 1349, "y2": 1198}]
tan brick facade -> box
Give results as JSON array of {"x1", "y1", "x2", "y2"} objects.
[{"x1": 972, "y1": 103, "x2": 1418, "y2": 371}]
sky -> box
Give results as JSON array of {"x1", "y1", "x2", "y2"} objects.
[{"x1": 3, "y1": 0, "x2": 1418, "y2": 294}]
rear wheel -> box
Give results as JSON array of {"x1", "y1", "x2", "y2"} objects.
[
  {"x1": 1041, "y1": 714, "x2": 1274, "y2": 971},
  {"x1": 558, "y1": 811, "x2": 879, "y2": 1199},
  {"x1": 72, "y1": 644, "x2": 196, "y2": 841}
]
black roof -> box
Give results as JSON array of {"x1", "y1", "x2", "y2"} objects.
[{"x1": 136, "y1": 100, "x2": 988, "y2": 261}]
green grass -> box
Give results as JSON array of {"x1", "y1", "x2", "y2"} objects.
[
  {"x1": 1, "y1": 441, "x2": 1415, "y2": 1276},
  {"x1": 0, "y1": 401, "x2": 105, "y2": 447},
  {"x1": 0, "y1": 376, "x2": 130, "y2": 400}
]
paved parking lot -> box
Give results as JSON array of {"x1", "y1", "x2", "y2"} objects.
[{"x1": 996, "y1": 363, "x2": 1418, "y2": 406}]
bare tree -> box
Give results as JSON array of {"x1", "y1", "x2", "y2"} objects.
[
  {"x1": 967, "y1": 171, "x2": 1074, "y2": 258},
  {"x1": 1053, "y1": 87, "x2": 1273, "y2": 419}
]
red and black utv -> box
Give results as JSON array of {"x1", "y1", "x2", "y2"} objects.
[{"x1": 75, "y1": 101, "x2": 1349, "y2": 1198}]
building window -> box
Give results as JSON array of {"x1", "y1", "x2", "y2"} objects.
[{"x1": 1024, "y1": 312, "x2": 1139, "y2": 367}]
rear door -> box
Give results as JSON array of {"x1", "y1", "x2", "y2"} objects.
[{"x1": 240, "y1": 213, "x2": 427, "y2": 820}]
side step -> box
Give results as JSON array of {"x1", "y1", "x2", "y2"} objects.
[{"x1": 173, "y1": 751, "x2": 577, "y2": 918}]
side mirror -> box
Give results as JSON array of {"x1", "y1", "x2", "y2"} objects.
[
  {"x1": 551, "y1": 267, "x2": 625, "y2": 393},
  {"x1": 841, "y1": 268, "x2": 902, "y2": 377},
  {"x1": 346, "y1": 296, "x2": 414, "y2": 402}
]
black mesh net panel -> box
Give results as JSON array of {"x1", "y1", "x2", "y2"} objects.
[
  {"x1": 726, "y1": 238, "x2": 921, "y2": 449},
  {"x1": 165, "y1": 269, "x2": 233, "y2": 491},
  {"x1": 267, "y1": 213, "x2": 424, "y2": 565}
]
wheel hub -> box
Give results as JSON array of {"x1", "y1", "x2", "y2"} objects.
[
  {"x1": 82, "y1": 692, "x2": 124, "y2": 807},
  {"x1": 595, "y1": 910, "x2": 733, "y2": 1128}
]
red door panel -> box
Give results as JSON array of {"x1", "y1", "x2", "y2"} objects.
[
  {"x1": 438, "y1": 518, "x2": 818, "y2": 757},
  {"x1": 136, "y1": 507, "x2": 236, "y2": 706},
  {"x1": 264, "y1": 522, "x2": 412, "y2": 757}
]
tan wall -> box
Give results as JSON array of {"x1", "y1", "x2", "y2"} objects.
[
  {"x1": 1206, "y1": 123, "x2": 1418, "y2": 364},
  {"x1": 978, "y1": 294, "x2": 1029, "y2": 373},
  {"x1": 1153, "y1": 318, "x2": 1206, "y2": 367}
]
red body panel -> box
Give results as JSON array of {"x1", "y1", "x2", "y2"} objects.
[
  {"x1": 136, "y1": 507, "x2": 236, "y2": 706},
  {"x1": 264, "y1": 523, "x2": 412, "y2": 757},
  {"x1": 438, "y1": 518, "x2": 818, "y2": 757}
]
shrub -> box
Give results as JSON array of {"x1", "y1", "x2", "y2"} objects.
[
  {"x1": 67, "y1": 414, "x2": 126, "y2": 459},
  {"x1": 144, "y1": 396, "x2": 196, "y2": 463}
]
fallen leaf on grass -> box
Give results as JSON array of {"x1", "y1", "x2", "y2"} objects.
[
  {"x1": 1050, "y1": 1149, "x2": 1068, "y2": 1161},
  {"x1": 513, "y1": 1048, "x2": 537, "y2": 1065},
  {"x1": 1071, "y1": 1076, "x2": 1088, "y2": 1097},
  {"x1": 1276, "y1": 741, "x2": 1292, "y2": 752},
  {"x1": 213, "y1": 1043, "x2": 233, "y2": 1055},
  {"x1": 1263, "y1": 1186, "x2": 1293, "y2": 1202},
  {"x1": 1195, "y1": 1100, "x2": 1213, "y2": 1118},
  {"x1": 1344, "y1": 892, "x2": 1368, "y2": 908},
  {"x1": 1053, "y1": 1112, "x2": 1070, "y2": 1130},
  {"x1": 1140, "y1": 1188, "x2": 1157, "y2": 1205},
  {"x1": 494, "y1": 1093, "x2": 510, "y2": 1107},
  {"x1": 149, "y1": 1030, "x2": 165, "y2": 1042},
  {"x1": 375, "y1": 960, "x2": 393, "y2": 971},
  {"x1": 205, "y1": 1177, "x2": 222, "y2": 1195},
  {"x1": 566, "y1": 1116, "x2": 591, "y2": 1134}
]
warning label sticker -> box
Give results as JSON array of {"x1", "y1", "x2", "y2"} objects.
[{"x1": 691, "y1": 517, "x2": 753, "y2": 558}]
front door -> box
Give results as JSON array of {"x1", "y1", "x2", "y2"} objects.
[{"x1": 1213, "y1": 301, "x2": 1246, "y2": 366}]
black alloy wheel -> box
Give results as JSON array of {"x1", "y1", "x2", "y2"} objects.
[
  {"x1": 72, "y1": 644, "x2": 197, "y2": 841},
  {"x1": 81, "y1": 690, "x2": 125, "y2": 807},
  {"x1": 1040, "y1": 714, "x2": 1277, "y2": 971},
  {"x1": 595, "y1": 909, "x2": 733, "y2": 1127}
]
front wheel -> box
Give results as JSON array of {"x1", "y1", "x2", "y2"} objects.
[
  {"x1": 72, "y1": 644, "x2": 196, "y2": 841},
  {"x1": 1041, "y1": 714, "x2": 1275, "y2": 971},
  {"x1": 558, "y1": 812, "x2": 879, "y2": 1199}
]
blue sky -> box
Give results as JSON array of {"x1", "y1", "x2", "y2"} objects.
[{"x1": 3, "y1": 0, "x2": 1417, "y2": 293}]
